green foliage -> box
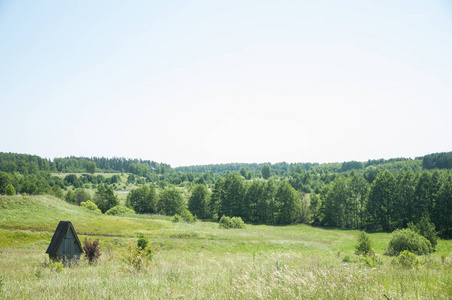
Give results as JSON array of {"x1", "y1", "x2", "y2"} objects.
[
  {"x1": 94, "y1": 184, "x2": 119, "y2": 213},
  {"x1": 422, "y1": 151, "x2": 452, "y2": 169},
  {"x1": 219, "y1": 216, "x2": 246, "y2": 229},
  {"x1": 65, "y1": 189, "x2": 76, "y2": 204},
  {"x1": 157, "y1": 188, "x2": 185, "y2": 216},
  {"x1": 387, "y1": 228, "x2": 432, "y2": 256},
  {"x1": 342, "y1": 255, "x2": 354, "y2": 263},
  {"x1": 75, "y1": 188, "x2": 91, "y2": 205},
  {"x1": 367, "y1": 170, "x2": 396, "y2": 231},
  {"x1": 262, "y1": 164, "x2": 271, "y2": 179},
  {"x1": 220, "y1": 173, "x2": 246, "y2": 219},
  {"x1": 1, "y1": 193, "x2": 452, "y2": 299},
  {"x1": 105, "y1": 205, "x2": 135, "y2": 216},
  {"x1": 0, "y1": 171, "x2": 17, "y2": 195},
  {"x1": 50, "y1": 184, "x2": 63, "y2": 198},
  {"x1": 137, "y1": 234, "x2": 148, "y2": 249},
  {"x1": 64, "y1": 174, "x2": 81, "y2": 187},
  {"x1": 435, "y1": 177, "x2": 452, "y2": 237},
  {"x1": 49, "y1": 261, "x2": 64, "y2": 272},
  {"x1": 341, "y1": 160, "x2": 363, "y2": 172},
  {"x1": 188, "y1": 184, "x2": 209, "y2": 219},
  {"x1": 391, "y1": 250, "x2": 422, "y2": 268},
  {"x1": 275, "y1": 181, "x2": 299, "y2": 225},
  {"x1": 85, "y1": 161, "x2": 96, "y2": 174},
  {"x1": 408, "y1": 216, "x2": 438, "y2": 249},
  {"x1": 83, "y1": 238, "x2": 101, "y2": 265},
  {"x1": 118, "y1": 241, "x2": 157, "y2": 271},
  {"x1": 172, "y1": 214, "x2": 181, "y2": 223},
  {"x1": 244, "y1": 180, "x2": 264, "y2": 223},
  {"x1": 126, "y1": 185, "x2": 157, "y2": 214},
  {"x1": 181, "y1": 210, "x2": 197, "y2": 223},
  {"x1": 208, "y1": 178, "x2": 224, "y2": 220},
  {"x1": 80, "y1": 200, "x2": 102, "y2": 213},
  {"x1": 355, "y1": 231, "x2": 374, "y2": 256},
  {"x1": 357, "y1": 254, "x2": 380, "y2": 268},
  {"x1": 5, "y1": 183, "x2": 15, "y2": 195}
]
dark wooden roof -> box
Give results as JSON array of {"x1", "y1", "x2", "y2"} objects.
[{"x1": 45, "y1": 221, "x2": 84, "y2": 254}]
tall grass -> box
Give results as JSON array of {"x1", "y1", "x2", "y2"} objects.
[
  {"x1": 0, "y1": 195, "x2": 451, "y2": 299},
  {"x1": 1, "y1": 249, "x2": 451, "y2": 299}
]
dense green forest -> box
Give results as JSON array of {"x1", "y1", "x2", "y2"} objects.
[{"x1": 0, "y1": 151, "x2": 451, "y2": 236}]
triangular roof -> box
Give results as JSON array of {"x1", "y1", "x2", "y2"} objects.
[{"x1": 45, "y1": 221, "x2": 83, "y2": 254}]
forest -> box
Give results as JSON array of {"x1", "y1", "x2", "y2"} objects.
[{"x1": 0, "y1": 151, "x2": 451, "y2": 237}]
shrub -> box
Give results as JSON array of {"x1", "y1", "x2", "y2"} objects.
[
  {"x1": 355, "y1": 231, "x2": 374, "y2": 256},
  {"x1": 357, "y1": 254, "x2": 380, "y2": 268},
  {"x1": 408, "y1": 216, "x2": 438, "y2": 249},
  {"x1": 137, "y1": 234, "x2": 148, "y2": 249},
  {"x1": 181, "y1": 210, "x2": 197, "y2": 223},
  {"x1": 342, "y1": 255, "x2": 355, "y2": 263},
  {"x1": 172, "y1": 214, "x2": 181, "y2": 223},
  {"x1": 5, "y1": 183, "x2": 15, "y2": 195},
  {"x1": 83, "y1": 238, "x2": 101, "y2": 265},
  {"x1": 51, "y1": 185, "x2": 63, "y2": 198},
  {"x1": 391, "y1": 250, "x2": 422, "y2": 268},
  {"x1": 80, "y1": 200, "x2": 102, "y2": 213},
  {"x1": 387, "y1": 228, "x2": 432, "y2": 256},
  {"x1": 105, "y1": 205, "x2": 135, "y2": 216},
  {"x1": 119, "y1": 241, "x2": 157, "y2": 271},
  {"x1": 49, "y1": 261, "x2": 64, "y2": 272},
  {"x1": 65, "y1": 189, "x2": 76, "y2": 204},
  {"x1": 219, "y1": 216, "x2": 246, "y2": 229},
  {"x1": 75, "y1": 188, "x2": 91, "y2": 205},
  {"x1": 231, "y1": 216, "x2": 245, "y2": 228}
]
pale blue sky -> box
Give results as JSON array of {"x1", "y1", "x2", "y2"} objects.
[{"x1": 1, "y1": 1, "x2": 451, "y2": 167}]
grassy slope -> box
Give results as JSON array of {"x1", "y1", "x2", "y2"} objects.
[
  {"x1": 0, "y1": 195, "x2": 451, "y2": 299},
  {"x1": 0, "y1": 195, "x2": 381, "y2": 255}
]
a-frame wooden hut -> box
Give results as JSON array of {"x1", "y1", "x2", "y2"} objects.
[{"x1": 46, "y1": 221, "x2": 83, "y2": 262}]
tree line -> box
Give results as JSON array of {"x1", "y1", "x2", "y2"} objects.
[
  {"x1": 0, "y1": 152, "x2": 451, "y2": 236},
  {"x1": 315, "y1": 169, "x2": 452, "y2": 236}
]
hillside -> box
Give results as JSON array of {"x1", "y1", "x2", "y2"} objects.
[
  {"x1": 1, "y1": 195, "x2": 451, "y2": 299},
  {"x1": 0, "y1": 195, "x2": 367, "y2": 254}
]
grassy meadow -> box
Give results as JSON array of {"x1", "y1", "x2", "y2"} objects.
[{"x1": 0, "y1": 195, "x2": 451, "y2": 299}]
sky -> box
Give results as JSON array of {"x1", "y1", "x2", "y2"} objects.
[{"x1": 1, "y1": 1, "x2": 451, "y2": 167}]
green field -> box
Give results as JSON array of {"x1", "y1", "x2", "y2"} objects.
[{"x1": 0, "y1": 195, "x2": 451, "y2": 299}]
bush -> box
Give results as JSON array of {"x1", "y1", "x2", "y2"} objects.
[
  {"x1": 80, "y1": 200, "x2": 102, "y2": 213},
  {"x1": 342, "y1": 255, "x2": 355, "y2": 263},
  {"x1": 5, "y1": 183, "x2": 15, "y2": 195},
  {"x1": 181, "y1": 210, "x2": 197, "y2": 223},
  {"x1": 118, "y1": 241, "x2": 157, "y2": 271},
  {"x1": 355, "y1": 231, "x2": 374, "y2": 256},
  {"x1": 105, "y1": 205, "x2": 135, "y2": 216},
  {"x1": 408, "y1": 216, "x2": 438, "y2": 249},
  {"x1": 387, "y1": 228, "x2": 432, "y2": 256},
  {"x1": 75, "y1": 188, "x2": 91, "y2": 205},
  {"x1": 172, "y1": 214, "x2": 181, "y2": 223},
  {"x1": 357, "y1": 254, "x2": 381, "y2": 268},
  {"x1": 49, "y1": 261, "x2": 64, "y2": 272},
  {"x1": 65, "y1": 189, "x2": 76, "y2": 204},
  {"x1": 137, "y1": 234, "x2": 148, "y2": 249},
  {"x1": 51, "y1": 185, "x2": 63, "y2": 198},
  {"x1": 391, "y1": 250, "x2": 422, "y2": 268},
  {"x1": 83, "y1": 238, "x2": 101, "y2": 265},
  {"x1": 219, "y1": 216, "x2": 246, "y2": 229}
]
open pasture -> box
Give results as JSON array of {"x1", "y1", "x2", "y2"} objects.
[{"x1": 0, "y1": 195, "x2": 451, "y2": 299}]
